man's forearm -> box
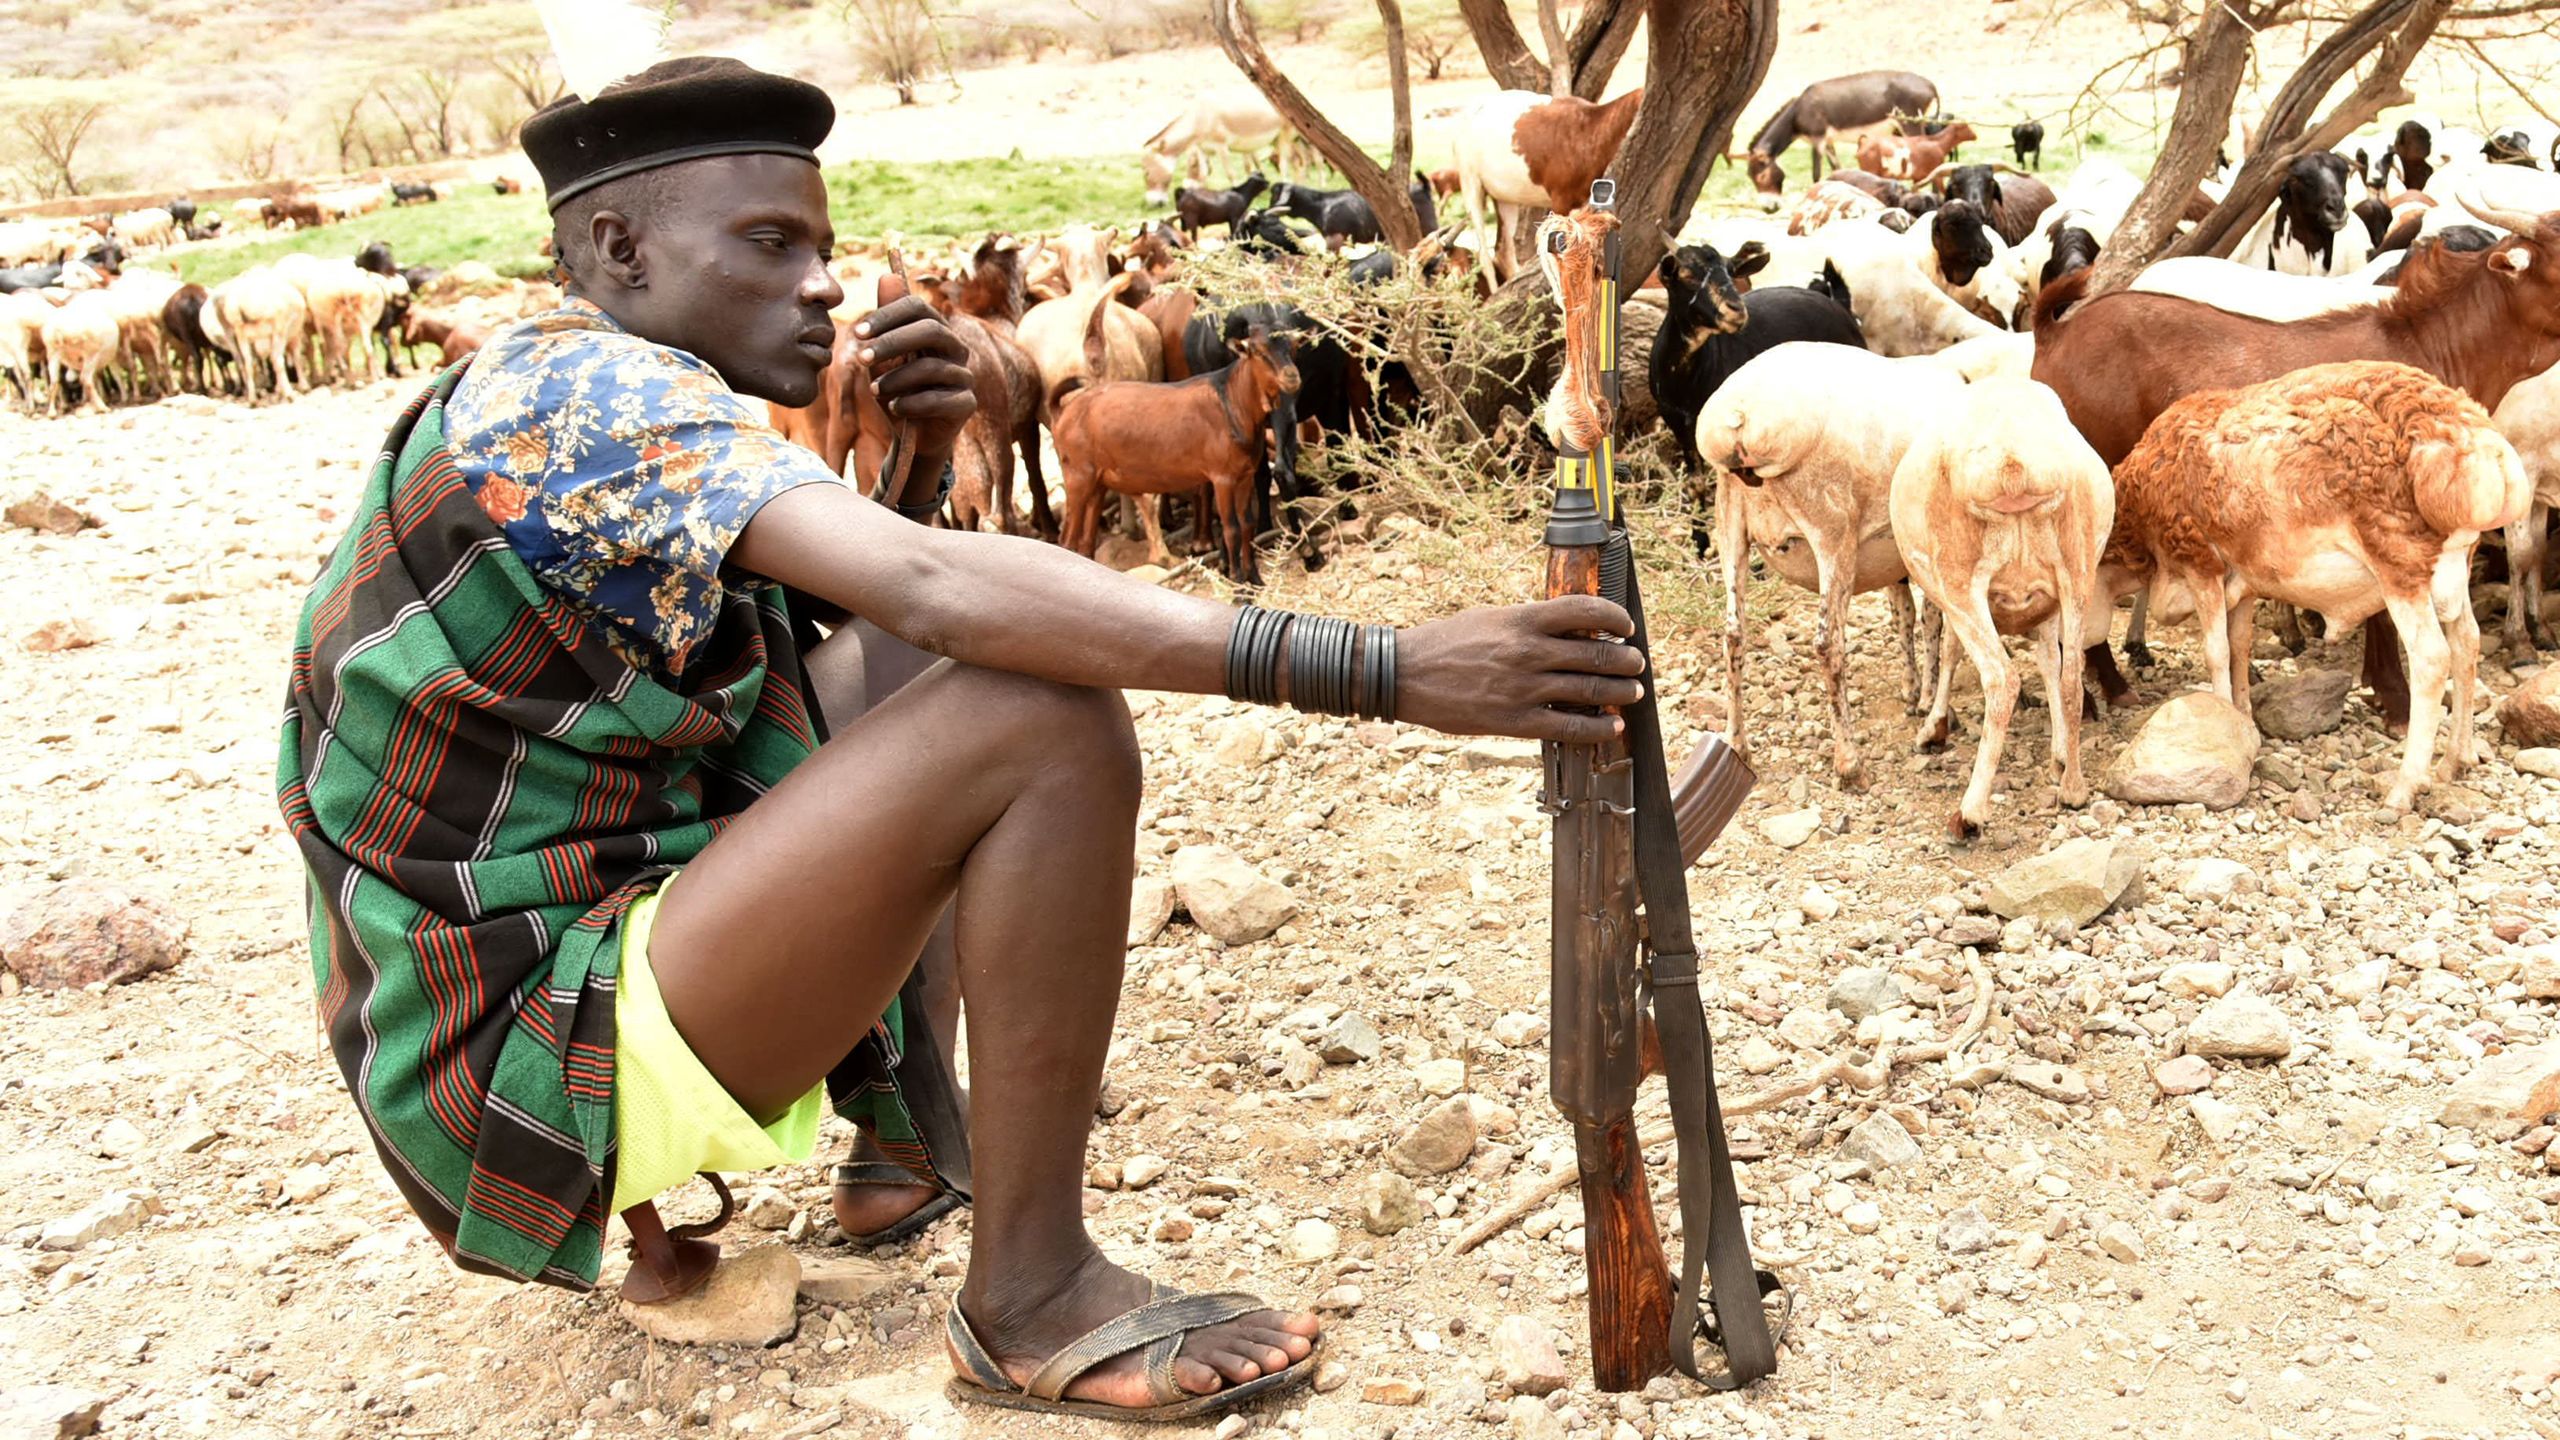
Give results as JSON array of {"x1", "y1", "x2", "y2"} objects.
[{"x1": 891, "y1": 445, "x2": 953, "y2": 515}]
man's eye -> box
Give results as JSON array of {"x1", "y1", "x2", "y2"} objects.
[{"x1": 752, "y1": 235, "x2": 789, "y2": 251}]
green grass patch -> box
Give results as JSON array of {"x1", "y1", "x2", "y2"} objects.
[{"x1": 163, "y1": 185, "x2": 554, "y2": 287}]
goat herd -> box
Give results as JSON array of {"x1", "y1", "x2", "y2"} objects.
[{"x1": 7, "y1": 71, "x2": 2560, "y2": 842}]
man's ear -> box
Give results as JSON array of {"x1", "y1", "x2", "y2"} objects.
[{"x1": 590, "y1": 209, "x2": 645, "y2": 289}]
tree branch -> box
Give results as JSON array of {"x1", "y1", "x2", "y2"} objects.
[
  {"x1": 1382, "y1": 0, "x2": 1414, "y2": 196},
  {"x1": 1212, "y1": 0, "x2": 1424, "y2": 249},
  {"x1": 1536, "y1": 0, "x2": 1573, "y2": 94},
  {"x1": 1565, "y1": 0, "x2": 1646, "y2": 100},
  {"x1": 1457, "y1": 0, "x2": 1549, "y2": 92}
]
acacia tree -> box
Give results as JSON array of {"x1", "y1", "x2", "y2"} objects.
[
  {"x1": 1212, "y1": 0, "x2": 1424, "y2": 249},
  {"x1": 6, "y1": 94, "x2": 107, "y2": 199},
  {"x1": 843, "y1": 0, "x2": 951, "y2": 105},
  {"x1": 1457, "y1": 0, "x2": 1646, "y2": 101},
  {"x1": 2086, "y1": 0, "x2": 2553, "y2": 292}
]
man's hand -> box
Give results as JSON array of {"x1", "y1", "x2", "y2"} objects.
[
  {"x1": 852, "y1": 296, "x2": 976, "y2": 465},
  {"x1": 1396, "y1": 597, "x2": 1648, "y2": 744}
]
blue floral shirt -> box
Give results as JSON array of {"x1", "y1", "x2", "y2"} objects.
[{"x1": 445, "y1": 298, "x2": 843, "y2": 678}]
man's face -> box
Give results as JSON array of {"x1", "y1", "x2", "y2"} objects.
[{"x1": 614, "y1": 153, "x2": 844, "y2": 407}]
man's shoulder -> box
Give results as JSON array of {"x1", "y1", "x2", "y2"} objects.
[{"x1": 451, "y1": 301, "x2": 758, "y2": 444}]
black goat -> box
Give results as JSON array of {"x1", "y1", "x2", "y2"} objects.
[
  {"x1": 2011, "y1": 121, "x2": 2044, "y2": 169},
  {"x1": 1173, "y1": 172, "x2": 1268, "y2": 240},
  {"x1": 1233, "y1": 208, "x2": 1306, "y2": 259},
  {"x1": 2378, "y1": 120, "x2": 2432, "y2": 193},
  {"x1": 1928, "y1": 200, "x2": 1998, "y2": 287},
  {"x1": 355, "y1": 240, "x2": 395, "y2": 276},
  {"x1": 351, "y1": 241, "x2": 414, "y2": 377},
  {"x1": 1931, "y1": 163, "x2": 2056, "y2": 246},
  {"x1": 167, "y1": 198, "x2": 197, "y2": 227},
  {"x1": 1262, "y1": 182, "x2": 1383, "y2": 246},
  {"x1": 1649, "y1": 241, "x2": 1865, "y2": 479},
  {"x1": 391, "y1": 181, "x2": 439, "y2": 206},
  {"x1": 2038, "y1": 225, "x2": 2101, "y2": 292}
]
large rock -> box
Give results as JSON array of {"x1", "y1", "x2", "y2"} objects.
[
  {"x1": 4, "y1": 492, "x2": 98, "y2": 536},
  {"x1": 2250, "y1": 668, "x2": 2351, "y2": 741},
  {"x1": 2500, "y1": 667, "x2": 2560, "y2": 748},
  {"x1": 1359, "y1": 1172, "x2": 1424, "y2": 1235},
  {"x1": 1492, "y1": 1315, "x2": 1571, "y2": 1396},
  {"x1": 1839, "y1": 1111, "x2": 1922, "y2": 1174},
  {"x1": 1169, "y1": 845, "x2": 1296, "y2": 945},
  {"x1": 1126, "y1": 875, "x2": 1175, "y2": 948},
  {"x1": 1985, "y1": 838, "x2": 2145, "y2": 928},
  {"x1": 2186, "y1": 993, "x2": 2293, "y2": 1061},
  {"x1": 0, "y1": 1386, "x2": 107, "y2": 1440},
  {"x1": 1826, "y1": 968, "x2": 1903, "y2": 1020},
  {"x1": 2437, "y1": 1039, "x2": 2560, "y2": 1132},
  {"x1": 0, "y1": 882, "x2": 187, "y2": 989},
  {"x1": 796, "y1": 1256, "x2": 899, "y2": 1305},
  {"x1": 2103, "y1": 693, "x2": 2259, "y2": 809},
  {"x1": 1388, "y1": 1096, "x2": 1478, "y2": 1177},
  {"x1": 619, "y1": 1244, "x2": 800, "y2": 1346}
]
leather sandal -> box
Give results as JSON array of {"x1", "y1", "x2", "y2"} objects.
[
  {"x1": 830, "y1": 1160, "x2": 963, "y2": 1247},
  {"x1": 944, "y1": 1285, "x2": 1319, "y2": 1421},
  {"x1": 619, "y1": 1172, "x2": 735, "y2": 1306}
]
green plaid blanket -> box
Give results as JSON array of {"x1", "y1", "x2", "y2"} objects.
[{"x1": 277, "y1": 365, "x2": 945, "y2": 1288}]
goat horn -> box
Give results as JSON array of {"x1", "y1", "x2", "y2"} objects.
[
  {"x1": 1987, "y1": 161, "x2": 2028, "y2": 178},
  {"x1": 1655, "y1": 221, "x2": 1680, "y2": 250},
  {"x1": 2456, "y1": 186, "x2": 2542, "y2": 235},
  {"x1": 1916, "y1": 162, "x2": 1958, "y2": 191}
]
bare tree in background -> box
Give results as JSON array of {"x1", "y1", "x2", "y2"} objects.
[
  {"x1": 842, "y1": 0, "x2": 951, "y2": 105},
  {"x1": 492, "y1": 48, "x2": 569, "y2": 124},
  {"x1": 6, "y1": 97, "x2": 106, "y2": 198},
  {"x1": 1212, "y1": 0, "x2": 1425, "y2": 249},
  {"x1": 318, "y1": 84, "x2": 381, "y2": 173},
  {"x1": 213, "y1": 117, "x2": 292, "y2": 184},
  {"x1": 386, "y1": 62, "x2": 474, "y2": 160},
  {"x1": 2086, "y1": 0, "x2": 2560, "y2": 292}
]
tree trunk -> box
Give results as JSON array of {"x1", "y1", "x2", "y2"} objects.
[
  {"x1": 1461, "y1": 0, "x2": 1642, "y2": 100},
  {"x1": 1565, "y1": 0, "x2": 1645, "y2": 101},
  {"x1": 1211, "y1": 0, "x2": 1425, "y2": 250},
  {"x1": 2084, "y1": 0, "x2": 2259, "y2": 295},
  {"x1": 1537, "y1": 0, "x2": 1574, "y2": 94},
  {"x1": 1383, "y1": 0, "x2": 1414, "y2": 201},
  {"x1": 1457, "y1": 0, "x2": 1550, "y2": 93}
]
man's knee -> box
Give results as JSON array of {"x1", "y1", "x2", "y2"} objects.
[{"x1": 955, "y1": 668, "x2": 1142, "y2": 801}]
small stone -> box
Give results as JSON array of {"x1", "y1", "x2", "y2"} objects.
[
  {"x1": 1414, "y1": 1058, "x2": 1467, "y2": 1096},
  {"x1": 1208, "y1": 716, "x2": 1273, "y2": 767},
  {"x1": 1985, "y1": 838, "x2": 2146, "y2": 928},
  {"x1": 1736, "y1": 1035, "x2": 1785, "y2": 1075},
  {"x1": 2250, "y1": 668, "x2": 2352, "y2": 740},
  {"x1": 21, "y1": 617, "x2": 100, "y2": 653},
  {"x1": 2518, "y1": 945, "x2": 2560, "y2": 1000},
  {"x1": 796, "y1": 1256, "x2": 898, "y2": 1305},
  {"x1": 93, "y1": 1118, "x2": 144, "y2": 1158},
  {"x1": 2097, "y1": 1221, "x2": 2145, "y2": 1262},
  {"x1": 1777, "y1": 1005, "x2": 1849, "y2": 1050},
  {"x1": 2364, "y1": 1172, "x2": 2405, "y2": 1211},
  {"x1": 37, "y1": 1190, "x2": 161, "y2": 1252},
  {"x1": 1169, "y1": 845, "x2": 1297, "y2": 945},
  {"x1": 742, "y1": 1187, "x2": 794, "y2": 1230},
  {"x1": 1938, "y1": 1203, "x2": 1996, "y2": 1255},
  {"x1": 1459, "y1": 737, "x2": 1541, "y2": 770},
  {"x1": 2160, "y1": 961, "x2": 2236, "y2": 999},
  {"x1": 1214, "y1": 1414, "x2": 1250, "y2": 1440},
  {"x1": 2153, "y1": 1055, "x2": 2214, "y2": 1095},
  {"x1": 2438, "y1": 1039, "x2": 2560, "y2": 1131},
  {"x1": 1826, "y1": 968, "x2": 1902, "y2": 1020},
  {"x1": 4, "y1": 492, "x2": 99, "y2": 536},
  {"x1": 2171, "y1": 858, "x2": 2258, "y2": 902},
  {"x1": 1360, "y1": 1172, "x2": 1425, "y2": 1235},
  {"x1": 1944, "y1": 914, "x2": 2004, "y2": 947},
  {"x1": 2187, "y1": 993, "x2": 2293, "y2": 1060},
  {"x1": 1492, "y1": 1315, "x2": 1571, "y2": 1396},
  {"x1": 2189, "y1": 1093, "x2": 2243, "y2": 1143},
  {"x1": 2005, "y1": 1061, "x2": 2090, "y2": 1104},
  {"x1": 1492, "y1": 1012, "x2": 1549, "y2": 1048},
  {"x1": 1126, "y1": 876, "x2": 1176, "y2": 948},
  {"x1": 2514, "y1": 748, "x2": 2560, "y2": 780},
  {"x1": 0, "y1": 1385, "x2": 108, "y2": 1439},
  {"x1": 1509, "y1": 1394, "x2": 1568, "y2": 1440},
  {"x1": 1797, "y1": 885, "x2": 1841, "y2": 922},
  {"x1": 1389, "y1": 1096, "x2": 1478, "y2": 1177},
  {"x1": 1313, "y1": 1360, "x2": 1350, "y2": 1394},
  {"x1": 1123, "y1": 1154, "x2": 1170, "y2": 1189},
  {"x1": 1842, "y1": 1201, "x2": 1882, "y2": 1234},
  {"x1": 282, "y1": 1164, "x2": 333, "y2": 1205},
  {"x1": 2103, "y1": 692, "x2": 2259, "y2": 809},
  {"x1": 0, "y1": 881, "x2": 188, "y2": 990},
  {"x1": 1287, "y1": 1218, "x2": 1340, "y2": 1262},
  {"x1": 1840, "y1": 1111, "x2": 1923, "y2": 1174},
  {"x1": 2499, "y1": 667, "x2": 2560, "y2": 747},
  {"x1": 619, "y1": 1246, "x2": 800, "y2": 1347},
  {"x1": 1152, "y1": 1214, "x2": 1195, "y2": 1242},
  {"x1": 1760, "y1": 807, "x2": 1822, "y2": 849},
  {"x1": 2449, "y1": 1185, "x2": 2494, "y2": 1217}
]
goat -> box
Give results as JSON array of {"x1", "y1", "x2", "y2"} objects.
[
  {"x1": 109, "y1": 208, "x2": 176, "y2": 250},
  {"x1": 1920, "y1": 162, "x2": 2056, "y2": 246},
  {"x1": 210, "y1": 267, "x2": 312, "y2": 403},
  {"x1": 2011, "y1": 122, "x2": 2045, "y2": 169},
  {"x1": 2106, "y1": 362, "x2": 2530, "y2": 810},
  {"x1": 1891, "y1": 378, "x2": 2113, "y2": 840},
  {"x1": 2488, "y1": 365, "x2": 2560, "y2": 658},
  {"x1": 1785, "y1": 180, "x2": 1890, "y2": 236},
  {"x1": 1019, "y1": 248, "x2": 1163, "y2": 426},
  {"x1": 1697, "y1": 342, "x2": 1964, "y2": 786},
  {"x1": 391, "y1": 181, "x2": 439, "y2": 206},
  {"x1": 1454, "y1": 88, "x2": 1645, "y2": 278},
  {"x1": 1744, "y1": 70, "x2": 1942, "y2": 208},
  {"x1": 1649, "y1": 241, "x2": 1865, "y2": 476},
  {"x1": 39, "y1": 294, "x2": 121, "y2": 414},
  {"x1": 1260, "y1": 181, "x2": 1387, "y2": 248},
  {"x1": 911, "y1": 264, "x2": 1043, "y2": 536},
  {"x1": 2232, "y1": 152, "x2": 2371, "y2": 277},
  {"x1": 161, "y1": 283, "x2": 230, "y2": 395},
  {"x1": 2380, "y1": 120, "x2": 2434, "y2": 193},
  {"x1": 2033, "y1": 211, "x2": 2560, "y2": 720},
  {"x1": 1054, "y1": 326, "x2": 1300, "y2": 583},
  {"x1": 400, "y1": 310, "x2": 489, "y2": 369},
  {"x1": 1, "y1": 291, "x2": 52, "y2": 413},
  {"x1": 1173, "y1": 172, "x2": 1268, "y2": 240},
  {"x1": 1858, "y1": 122, "x2": 1976, "y2": 183}
]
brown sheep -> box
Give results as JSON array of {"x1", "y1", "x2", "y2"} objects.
[{"x1": 2104, "y1": 361, "x2": 2532, "y2": 811}]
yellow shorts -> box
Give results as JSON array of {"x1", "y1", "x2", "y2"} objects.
[{"x1": 609, "y1": 879, "x2": 828, "y2": 1214}]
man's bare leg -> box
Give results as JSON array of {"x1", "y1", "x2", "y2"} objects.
[
  {"x1": 806, "y1": 620, "x2": 960, "y2": 1238},
  {"x1": 647, "y1": 654, "x2": 1317, "y2": 1407}
]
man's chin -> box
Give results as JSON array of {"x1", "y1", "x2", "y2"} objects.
[{"x1": 732, "y1": 360, "x2": 825, "y2": 410}]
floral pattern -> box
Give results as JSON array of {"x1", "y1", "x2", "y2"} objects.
[{"x1": 446, "y1": 298, "x2": 844, "y2": 678}]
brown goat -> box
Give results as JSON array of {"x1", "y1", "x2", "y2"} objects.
[
  {"x1": 1858, "y1": 122, "x2": 1975, "y2": 182},
  {"x1": 2105, "y1": 362, "x2": 2531, "y2": 811},
  {"x1": 399, "y1": 310, "x2": 490, "y2": 368},
  {"x1": 1053, "y1": 326, "x2": 1299, "y2": 583}
]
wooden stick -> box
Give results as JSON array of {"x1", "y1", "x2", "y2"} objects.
[{"x1": 1452, "y1": 953, "x2": 1995, "y2": 1256}]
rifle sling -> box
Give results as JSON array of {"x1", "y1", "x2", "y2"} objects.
[{"x1": 1612, "y1": 543, "x2": 1785, "y2": 1389}]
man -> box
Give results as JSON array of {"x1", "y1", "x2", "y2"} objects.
[{"x1": 278, "y1": 57, "x2": 1647, "y2": 1421}]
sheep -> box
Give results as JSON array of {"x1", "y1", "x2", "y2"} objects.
[
  {"x1": 98, "y1": 269, "x2": 182, "y2": 401},
  {"x1": 39, "y1": 293, "x2": 122, "y2": 414},
  {"x1": 1696, "y1": 342, "x2": 1968, "y2": 786},
  {"x1": 2492, "y1": 365, "x2": 2560, "y2": 658},
  {"x1": 2105, "y1": 361, "x2": 2532, "y2": 811},
  {"x1": 0, "y1": 290, "x2": 52, "y2": 412},
  {"x1": 210, "y1": 266, "x2": 312, "y2": 404},
  {"x1": 1890, "y1": 377, "x2": 2114, "y2": 840}
]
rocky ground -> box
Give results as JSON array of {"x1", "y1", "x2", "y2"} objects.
[{"x1": 3, "y1": 379, "x2": 2559, "y2": 1440}]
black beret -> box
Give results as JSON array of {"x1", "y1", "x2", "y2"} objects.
[{"x1": 522, "y1": 56, "x2": 834, "y2": 212}]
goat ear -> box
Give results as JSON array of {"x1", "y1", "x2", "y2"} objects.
[
  {"x1": 1730, "y1": 241, "x2": 1771, "y2": 278},
  {"x1": 2489, "y1": 245, "x2": 2532, "y2": 277}
]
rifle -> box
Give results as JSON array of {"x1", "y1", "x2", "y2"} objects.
[{"x1": 1537, "y1": 180, "x2": 1789, "y2": 1392}]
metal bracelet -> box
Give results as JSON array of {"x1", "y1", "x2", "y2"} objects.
[
  {"x1": 1225, "y1": 605, "x2": 1294, "y2": 707},
  {"x1": 891, "y1": 459, "x2": 957, "y2": 523}
]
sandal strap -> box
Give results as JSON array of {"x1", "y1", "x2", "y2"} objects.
[
  {"x1": 944, "y1": 1303, "x2": 1015, "y2": 1394},
  {"x1": 831, "y1": 1160, "x2": 940, "y2": 1190},
  {"x1": 1024, "y1": 1290, "x2": 1272, "y2": 1404}
]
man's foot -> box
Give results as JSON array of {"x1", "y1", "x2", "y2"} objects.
[
  {"x1": 957, "y1": 1252, "x2": 1320, "y2": 1409},
  {"x1": 830, "y1": 1162, "x2": 956, "y2": 1243}
]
